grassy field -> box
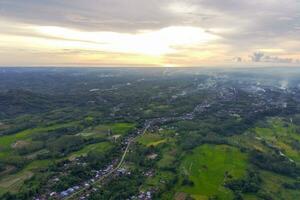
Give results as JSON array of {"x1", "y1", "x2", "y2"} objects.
[
  {"x1": 254, "y1": 118, "x2": 300, "y2": 163},
  {"x1": 137, "y1": 133, "x2": 166, "y2": 147},
  {"x1": 144, "y1": 170, "x2": 175, "y2": 191},
  {"x1": 157, "y1": 153, "x2": 176, "y2": 168},
  {"x1": 95, "y1": 122, "x2": 136, "y2": 135},
  {"x1": 109, "y1": 123, "x2": 136, "y2": 135},
  {"x1": 249, "y1": 117, "x2": 300, "y2": 199},
  {"x1": 69, "y1": 141, "x2": 112, "y2": 160},
  {"x1": 256, "y1": 170, "x2": 300, "y2": 200},
  {"x1": 0, "y1": 171, "x2": 33, "y2": 194},
  {"x1": 178, "y1": 144, "x2": 248, "y2": 200},
  {"x1": 0, "y1": 121, "x2": 79, "y2": 161},
  {"x1": 82, "y1": 122, "x2": 136, "y2": 138},
  {"x1": 0, "y1": 121, "x2": 80, "y2": 157},
  {"x1": 0, "y1": 160, "x2": 51, "y2": 193}
]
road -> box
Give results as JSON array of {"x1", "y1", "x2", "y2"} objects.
[
  {"x1": 116, "y1": 122, "x2": 150, "y2": 169},
  {"x1": 65, "y1": 122, "x2": 151, "y2": 200},
  {"x1": 62, "y1": 104, "x2": 204, "y2": 200}
]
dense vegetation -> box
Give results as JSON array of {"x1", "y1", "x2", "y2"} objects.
[{"x1": 1, "y1": 67, "x2": 300, "y2": 200}]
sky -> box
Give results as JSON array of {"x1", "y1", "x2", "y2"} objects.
[{"x1": 0, "y1": 0, "x2": 300, "y2": 67}]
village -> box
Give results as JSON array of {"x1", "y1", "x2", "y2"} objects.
[{"x1": 2, "y1": 68, "x2": 300, "y2": 200}]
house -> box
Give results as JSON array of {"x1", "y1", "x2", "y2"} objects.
[
  {"x1": 73, "y1": 186, "x2": 80, "y2": 190},
  {"x1": 49, "y1": 192, "x2": 57, "y2": 197},
  {"x1": 146, "y1": 191, "x2": 152, "y2": 199},
  {"x1": 147, "y1": 153, "x2": 157, "y2": 160},
  {"x1": 117, "y1": 168, "x2": 127, "y2": 175},
  {"x1": 67, "y1": 188, "x2": 74, "y2": 193},
  {"x1": 60, "y1": 191, "x2": 69, "y2": 197}
]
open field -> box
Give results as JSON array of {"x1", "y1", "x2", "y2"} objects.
[
  {"x1": 96, "y1": 123, "x2": 136, "y2": 135},
  {"x1": 137, "y1": 133, "x2": 166, "y2": 147},
  {"x1": 178, "y1": 144, "x2": 248, "y2": 200},
  {"x1": 0, "y1": 160, "x2": 51, "y2": 193},
  {"x1": 144, "y1": 170, "x2": 175, "y2": 191},
  {"x1": 0, "y1": 121, "x2": 79, "y2": 152},
  {"x1": 256, "y1": 170, "x2": 300, "y2": 200},
  {"x1": 69, "y1": 142, "x2": 112, "y2": 160},
  {"x1": 79, "y1": 123, "x2": 136, "y2": 138},
  {"x1": 254, "y1": 118, "x2": 300, "y2": 163}
]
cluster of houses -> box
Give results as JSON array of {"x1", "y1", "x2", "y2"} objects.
[
  {"x1": 117, "y1": 167, "x2": 130, "y2": 176},
  {"x1": 130, "y1": 191, "x2": 152, "y2": 200},
  {"x1": 39, "y1": 163, "x2": 117, "y2": 199},
  {"x1": 34, "y1": 184, "x2": 80, "y2": 200},
  {"x1": 59, "y1": 186, "x2": 80, "y2": 198},
  {"x1": 143, "y1": 170, "x2": 154, "y2": 177},
  {"x1": 35, "y1": 120, "x2": 157, "y2": 200},
  {"x1": 59, "y1": 165, "x2": 131, "y2": 199}
]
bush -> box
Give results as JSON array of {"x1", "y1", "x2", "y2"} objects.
[
  {"x1": 225, "y1": 170, "x2": 261, "y2": 194},
  {"x1": 182, "y1": 176, "x2": 194, "y2": 187},
  {"x1": 250, "y1": 150, "x2": 299, "y2": 176}
]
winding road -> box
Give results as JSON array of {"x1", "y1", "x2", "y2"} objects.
[{"x1": 65, "y1": 122, "x2": 151, "y2": 200}]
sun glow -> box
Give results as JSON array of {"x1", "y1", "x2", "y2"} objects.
[
  {"x1": 0, "y1": 19, "x2": 220, "y2": 66},
  {"x1": 34, "y1": 26, "x2": 218, "y2": 56}
]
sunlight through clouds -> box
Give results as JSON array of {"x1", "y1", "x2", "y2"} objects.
[
  {"x1": 166, "y1": 2, "x2": 199, "y2": 14},
  {"x1": 34, "y1": 26, "x2": 218, "y2": 56},
  {"x1": 0, "y1": 0, "x2": 300, "y2": 66}
]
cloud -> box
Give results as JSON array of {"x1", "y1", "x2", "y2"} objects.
[
  {"x1": 0, "y1": 0, "x2": 300, "y2": 66},
  {"x1": 0, "y1": 0, "x2": 188, "y2": 32},
  {"x1": 234, "y1": 57, "x2": 242, "y2": 62},
  {"x1": 250, "y1": 52, "x2": 265, "y2": 62},
  {"x1": 249, "y1": 52, "x2": 295, "y2": 64},
  {"x1": 264, "y1": 55, "x2": 294, "y2": 63}
]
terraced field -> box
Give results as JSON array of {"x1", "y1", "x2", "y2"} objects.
[
  {"x1": 257, "y1": 170, "x2": 300, "y2": 200},
  {"x1": 254, "y1": 118, "x2": 300, "y2": 163},
  {"x1": 179, "y1": 144, "x2": 248, "y2": 200},
  {"x1": 0, "y1": 160, "x2": 51, "y2": 193}
]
